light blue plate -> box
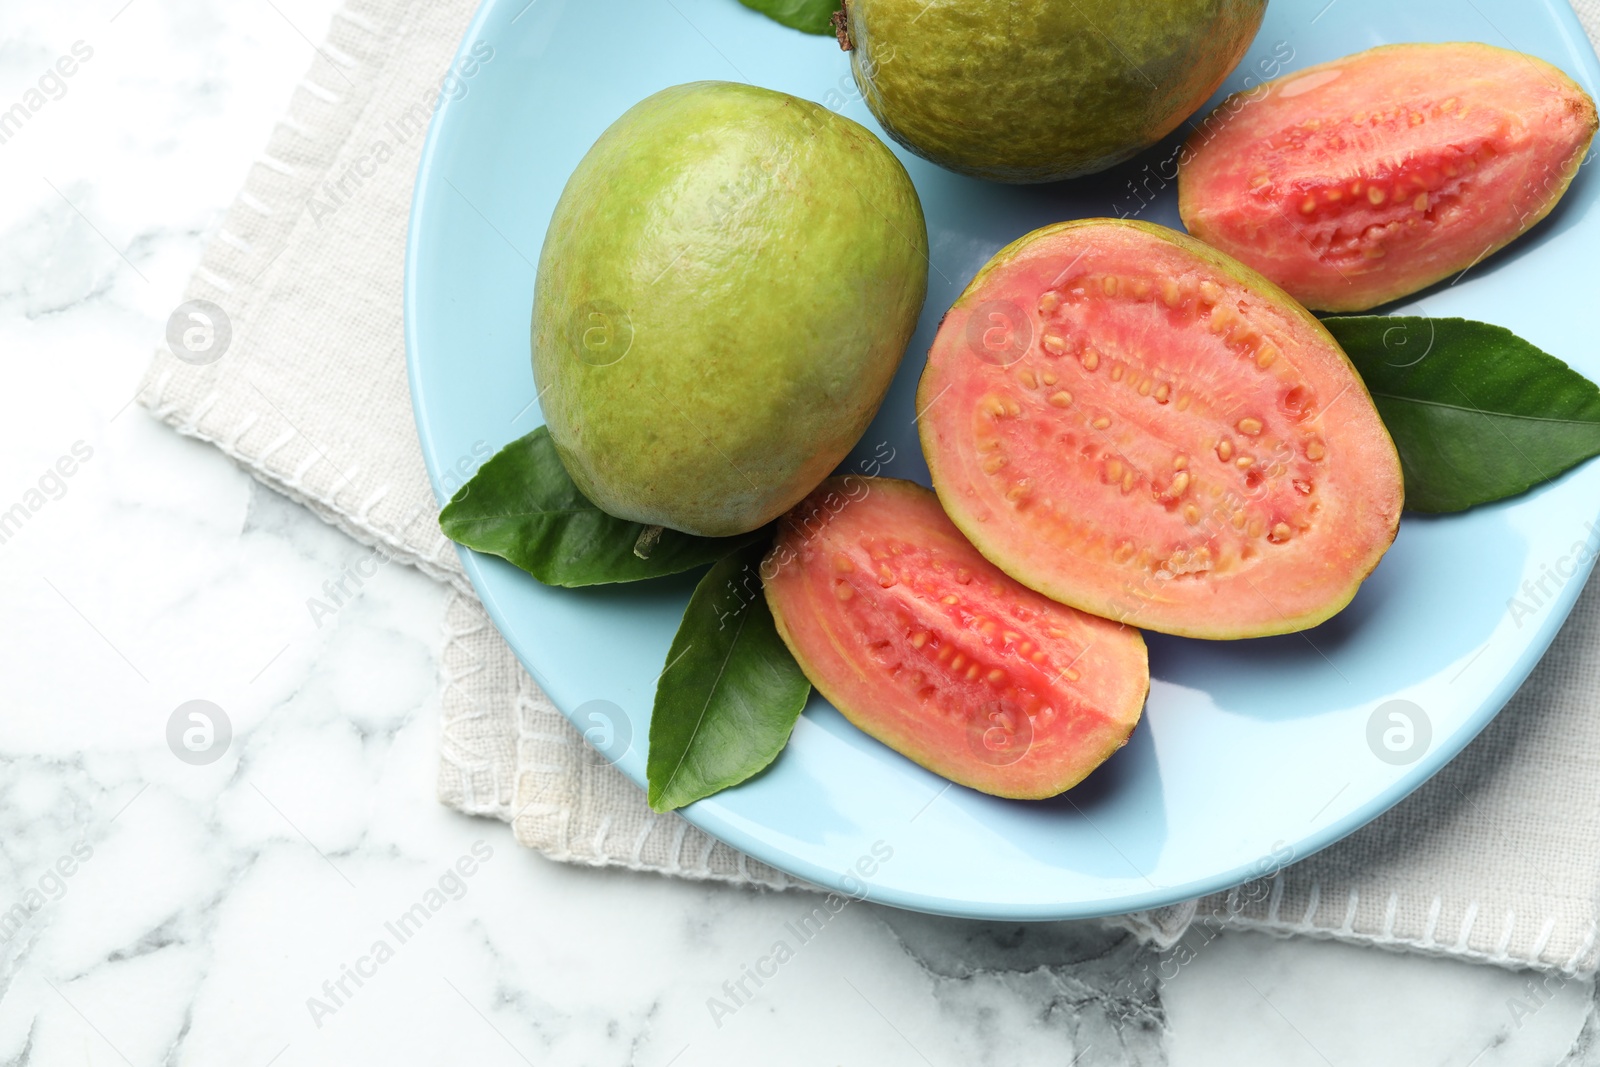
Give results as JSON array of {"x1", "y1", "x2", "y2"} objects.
[{"x1": 406, "y1": 0, "x2": 1600, "y2": 918}]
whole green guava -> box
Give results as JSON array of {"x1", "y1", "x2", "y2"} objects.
[
  {"x1": 533, "y1": 81, "x2": 928, "y2": 537},
  {"x1": 844, "y1": 0, "x2": 1268, "y2": 183}
]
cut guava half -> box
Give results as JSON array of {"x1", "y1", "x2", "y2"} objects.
[
  {"x1": 917, "y1": 219, "x2": 1404, "y2": 640},
  {"x1": 1179, "y1": 42, "x2": 1598, "y2": 312},
  {"x1": 763, "y1": 478, "x2": 1149, "y2": 799}
]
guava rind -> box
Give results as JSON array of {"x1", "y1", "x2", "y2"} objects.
[
  {"x1": 845, "y1": 0, "x2": 1267, "y2": 183},
  {"x1": 763, "y1": 478, "x2": 1149, "y2": 798},
  {"x1": 917, "y1": 219, "x2": 1404, "y2": 640},
  {"x1": 1178, "y1": 42, "x2": 1599, "y2": 312},
  {"x1": 534, "y1": 81, "x2": 929, "y2": 537}
]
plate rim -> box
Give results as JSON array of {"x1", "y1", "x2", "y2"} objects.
[{"x1": 403, "y1": 0, "x2": 1600, "y2": 919}]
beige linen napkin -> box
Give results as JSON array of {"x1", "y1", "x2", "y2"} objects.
[{"x1": 140, "y1": 0, "x2": 1600, "y2": 971}]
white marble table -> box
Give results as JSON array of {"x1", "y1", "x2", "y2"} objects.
[{"x1": 1, "y1": 1, "x2": 1597, "y2": 1063}]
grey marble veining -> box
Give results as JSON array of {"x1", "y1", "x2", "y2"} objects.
[{"x1": 0, "y1": 0, "x2": 1597, "y2": 1063}]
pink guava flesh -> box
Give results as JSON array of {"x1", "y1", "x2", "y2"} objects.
[
  {"x1": 1179, "y1": 42, "x2": 1598, "y2": 312},
  {"x1": 762, "y1": 478, "x2": 1148, "y2": 799},
  {"x1": 917, "y1": 219, "x2": 1404, "y2": 640}
]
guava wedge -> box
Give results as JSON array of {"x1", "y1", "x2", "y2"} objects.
[
  {"x1": 917, "y1": 219, "x2": 1404, "y2": 640},
  {"x1": 533, "y1": 81, "x2": 928, "y2": 537},
  {"x1": 763, "y1": 478, "x2": 1149, "y2": 798},
  {"x1": 842, "y1": 0, "x2": 1267, "y2": 183},
  {"x1": 1179, "y1": 42, "x2": 1598, "y2": 312}
]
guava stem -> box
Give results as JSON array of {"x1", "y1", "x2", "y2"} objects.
[
  {"x1": 634, "y1": 524, "x2": 665, "y2": 560},
  {"x1": 832, "y1": 4, "x2": 852, "y2": 51}
]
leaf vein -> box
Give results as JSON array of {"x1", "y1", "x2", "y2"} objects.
[
  {"x1": 1371, "y1": 393, "x2": 1600, "y2": 427},
  {"x1": 656, "y1": 601, "x2": 753, "y2": 804}
]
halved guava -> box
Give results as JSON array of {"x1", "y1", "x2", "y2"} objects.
[
  {"x1": 917, "y1": 219, "x2": 1403, "y2": 640},
  {"x1": 1179, "y1": 42, "x2": 1598, "y2": 312},
  {"x1": 762, "y1": 477, "x2": 1148, "y2": 799}
]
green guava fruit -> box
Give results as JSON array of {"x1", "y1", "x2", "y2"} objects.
[
  {"x1": 763, "y1": 477, "x2": 1148, "y2": 799},
  {"x1": 1179, "y1": 42, "x2": 1599, "y2": 312},
  {"x1": 533, "y1": 81, "x2": 928, "y2": 537},
  {"x1": 917, "y1": 219, "x2": 1404, "y2": 640},
  {"x1": 841, "y1": 0, "x2": 1268, "y2": 183}
]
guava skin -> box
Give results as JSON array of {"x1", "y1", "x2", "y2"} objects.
[
  {"x1": 533, "y1": 81, "x2": 929, "y2": 537},
  {"x1": 844, "y1": 0, "x2": 1268, "y2": 183}
]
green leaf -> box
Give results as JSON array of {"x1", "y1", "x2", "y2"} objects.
[
  {"x1": 647, "y1": 541, "x2": 811, "y2": 811},
  {"x1": 439, "y1": 427, "x2": 761, "y2": 586},
  {"x1": 737, "y1": 0, "x2": 841, "y2": 36},
  {"x1": 1326, "y1": 316, "x2": 1600, "y2": 513}
]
